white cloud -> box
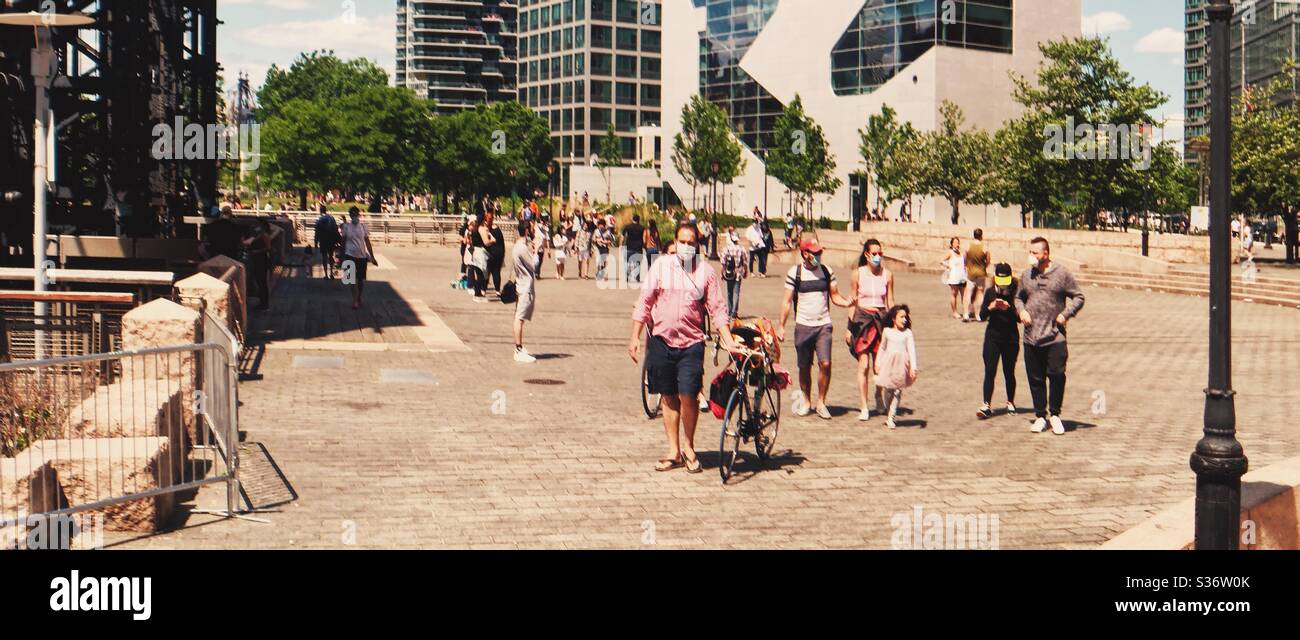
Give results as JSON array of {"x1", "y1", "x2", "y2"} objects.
[
  {"x1": 1082, "y1": 11, "x2": 1132, "y2": 37},
  {"x1": 224, "y1": 12, "x2": 396, "y2": 91},
  {"x1": 1135, "y1": 27, "x2": 1184, "y2": 55}
]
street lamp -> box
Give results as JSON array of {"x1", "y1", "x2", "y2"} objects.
[
  {"x1": 546, "y1": 163, "x2": 555, "y2": 219},
  {"x1": 710, "y1": 160, "x2": 720, "y2": 259},
  {"x1": 0, "y1": 9, "x2": 96, "y2": 361},
  {"x1": 1190, "y1": 0, "x2": 1248, "y2": 550},
  {"x1": 508, "y1": 167, "x2": 518, "y2": 217}
]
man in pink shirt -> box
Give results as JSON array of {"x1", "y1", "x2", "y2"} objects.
[{"x1": 629, "y1": 222, "x2": 749, "y2": 474}]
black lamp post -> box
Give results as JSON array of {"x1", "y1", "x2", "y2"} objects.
[
  {"x1": 710, "y1": 160, "x2": 720, "y2": 259},
  {"x1": 1190, "y1": 0, "x2": 1248, "y2": 550},
  {"x1": 546, "y1": 163, "x2": 556, "y2": 220},
  {"x1": 508, "y1": 168, "x2": 518, "y2": 217}
]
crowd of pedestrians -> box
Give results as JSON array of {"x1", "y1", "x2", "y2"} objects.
[{"x1": 628, "y1": 223, "x2": 1087, "y2": 471}]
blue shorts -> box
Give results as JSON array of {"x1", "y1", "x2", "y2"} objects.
[{"x1": 645, "y1": 335, "x2": 705, "y2": 397}]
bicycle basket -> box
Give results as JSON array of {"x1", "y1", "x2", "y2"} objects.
[{"x1": 708, "y1": 369, "x2": 739, "y2": 420}]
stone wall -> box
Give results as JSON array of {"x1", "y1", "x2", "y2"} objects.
[{"x1": 816, "y1": 222, "x2": 1212, "y2": 274}]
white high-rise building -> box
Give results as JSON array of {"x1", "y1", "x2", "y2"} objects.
[
  {"x1": 396, "y1": 1, "x2": 520, "y2": 115},
  {"x1": 661, "y1": 0, "x2": 1081, "y2": 225}
]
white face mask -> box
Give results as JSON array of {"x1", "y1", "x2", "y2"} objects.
[
  {"x1": 677, "y1": 243, "x2": 697, "y2": 262},
  {"x1": 1029, "y1": 254, "x2": 1040, "y2": 270}
]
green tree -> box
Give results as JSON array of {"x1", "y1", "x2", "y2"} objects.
[
  {"x1": 988, "y1": 114, "x2": 1061, "y2": 228},
  {"x1": 878, "y1": 125, "x2": 924, "y2": 221},
  {"x1": 768, "y1": 95, "x2": 840, "y2": 220},
  {"x1": 260, "y1": 98, "x2": 340, "y2": 209},
  {"x1": 257, "y1": 51, "x2": 388, "y2": 122},
  {"x1": 1231, "y1": 76, "x2": 1300, "y2": 262},
  {"x1": 671, "y1": 95, "x2": 744, "y2": 211},
  {"x1": 596, "y1": 124, "x2": 624, "y2": 204},
  {"x1": 859, "y1": 105, "x2": 903, "y2": 216},
  {"x1": 330, "y1": 85, "x2": 435, "y2": 211},
  {"x1": 1008, "y1": 37, "x2": 1166, "y2": 230},
  {"x1": 918, "y1": 100, "x2": 995, "y2": 225}
]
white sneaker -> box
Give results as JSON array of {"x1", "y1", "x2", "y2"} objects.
[
  {"x1": 815, "y1": 404, "x2": 832, "y2": 420},
  {"x1": 886, "y1": 417, "x2": 897, "y2": 430},
  {"x1": 1050, "y1": 415, "x2": 1066, "y2": 435},
  {"x1": 1005, "y1": 403, "x2": 1017, "y2": 415},
  {"x1": 1030, "y1": 417, "x2": 1048, "y2": 433},
  {"x1": 858, "y1": 408, "x2": 872, "y2": 422},
  {"x1": 513, "y1": 348, "x2": 536, "y2": 363}
]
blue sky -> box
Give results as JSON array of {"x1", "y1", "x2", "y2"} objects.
[{"x1": 217, "y1": 0, "x2": 1187, "y2": 137}]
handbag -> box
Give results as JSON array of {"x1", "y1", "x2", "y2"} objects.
[
  {"x1": 708, "y1": 369, "x2": 739, "y2": 420},
  {"x1": 500, "y1": 281, "x2": 518, "y2": 304}
]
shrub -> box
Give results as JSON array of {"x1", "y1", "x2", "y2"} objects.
[{"x1": 0, "y1": 374, "x2": 68, "y2": 458}]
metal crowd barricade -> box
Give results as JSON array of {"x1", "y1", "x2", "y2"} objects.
[
  {"x1": 0, "y1": 322, "x2": 240, "y2": 540},
  {"x1": 231, "y1": 209, "x2": 516, "y2": 247}
]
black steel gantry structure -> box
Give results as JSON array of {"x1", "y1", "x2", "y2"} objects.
[{"x1": 0, "y1": 0, "x2": 219, "y2": 261}]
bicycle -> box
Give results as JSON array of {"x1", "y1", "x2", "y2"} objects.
[
  {"x1": 641, "y1": 345, "x2": 661, "y2": 419},
  {"x1": 716, "y1": 323, "x2": 781, "y2": 483}
]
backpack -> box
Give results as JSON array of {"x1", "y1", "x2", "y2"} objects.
[
  {"x1": 722, "y1": 253, "x2": 739, "y2": 281},
  {"x1": 792, "y1": 264, "x2": 832, "y2": 322}
]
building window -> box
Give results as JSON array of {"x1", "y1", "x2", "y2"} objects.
[
  {"x1": 592, "y1": 24, "x2": 612, "y2": 48},
  {"x1": 616, "y1": 27, "x2": 638, "y2": 50},
  {"x1": 591, "y1": 79, "x2": 612, "y2": 103},
  {"x1": 616, "y1": 81, "x2": 637, "y2": 105},
  {"x1": 592, "y1": 52, "x2": 613, "y2": 76},
  {"x1": 616, "y1": 108, "x2": 636, "y2": 132},
  {"x1": 615, "y1": 54, "x2": 638, "y2": 78},
  {"x1": 640, "y1": 56, "x2": 660, "y2": 80},
  {"x1": 641, "y1": 30, "x2": 661, "y2": 53},
  {"x1": 640, "y1": 84, "x2": 660, "y2": 107},
  {"x1": 616, "y1": 0, "x2": 638, "y2": 23}
]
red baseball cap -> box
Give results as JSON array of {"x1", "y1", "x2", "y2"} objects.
[{"x1": 799, "y1": 237, "x2": 824, "y2": 254}]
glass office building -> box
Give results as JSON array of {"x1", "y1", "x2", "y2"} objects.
[
  {"x1": 396, "y1": 1, "x2": 520, "y2": 115},
  {"x1": 696, "y1": 0, "x2": 785, "y2": 153},
  {"x1": 694, "y1": 0, "x2": 1014, "y2": 156},
  {"x1": 831, "y1": 0, "x2": 1013, "y2": 96},
  {"x1": 518, "y1": 0, "x2": 664, "y2": 165},
  {"x1": 1185, "y1": 0, "x2": 1299, "y2": 161}
]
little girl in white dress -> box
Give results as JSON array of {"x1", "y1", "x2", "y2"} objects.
[{"x1": 874, "y1": 305, "x2": 919, "y2": 429}]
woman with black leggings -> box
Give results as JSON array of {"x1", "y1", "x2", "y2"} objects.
[{"x1": 977, "y1": 263, "x2": 1019, "y2": 420}]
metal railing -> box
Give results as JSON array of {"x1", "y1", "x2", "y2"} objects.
[
  {"x1": 232, "y1": 209, "x2": 518, "y2": 247},
  {"x1": 0, "y1": 316, "x2": 240, "y2": 540},
  {"x1": 0, "y1": 293, "x2": 136, "y2": 364}
]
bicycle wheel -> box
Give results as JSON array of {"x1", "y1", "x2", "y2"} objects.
[
  {"x1": 754, "y1": 384, "x2": 780, "y2": 461},
  {"x1": 641, "y1": 358, "x2": 661, "y2": 419},
  {"x1": 718, "y1": 387, "x2": 746, "y2": 483}
]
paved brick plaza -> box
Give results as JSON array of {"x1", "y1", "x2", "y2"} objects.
[{"x1": 114, "y1": 244, "x2": 1300, "y2": 549}]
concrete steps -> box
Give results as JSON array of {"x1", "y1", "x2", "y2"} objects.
[{"x1": 1073, "y1": 269, "x2": 1300, "y2": 309}]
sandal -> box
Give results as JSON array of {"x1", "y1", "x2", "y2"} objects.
[
  {"x1": 655, "y1": 456, "x2": 684, "y2": 472},
  {"x1": 682, "y1": 452, "x2": 702, "y2": 474}
]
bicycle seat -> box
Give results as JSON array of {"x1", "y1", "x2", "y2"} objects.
[{"x1": 730, "y1": 325, "x2": 764, "y2": 344}]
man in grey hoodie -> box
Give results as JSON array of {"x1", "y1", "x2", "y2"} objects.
[{"x1": 1015, "y1": 237, "x2": 1085, "y2": 435}]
